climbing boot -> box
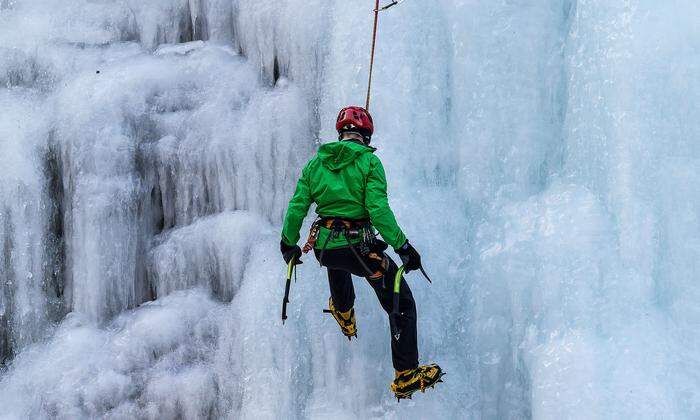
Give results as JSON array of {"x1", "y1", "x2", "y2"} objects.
[
  {"x1": 391, "y1": 363, "x2": 445, "y2": 401},
  {"x1": 323, "y1": 297, "x2": 357, "y2": 340}
]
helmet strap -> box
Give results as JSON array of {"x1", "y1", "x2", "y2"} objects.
[{"x1": 339, "y1": 130, "x2": 371, "y2": 145}]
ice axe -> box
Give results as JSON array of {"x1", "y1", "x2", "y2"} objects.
[
  {"x1": 390, "y1": 263, "x2": 433, "y2": 341},
  {"x1": 389, "y1": 265, "x2": 406, "y2": 341},
  {"x1": 281, "y1": 256, "x2": 297, "y2": 324}
]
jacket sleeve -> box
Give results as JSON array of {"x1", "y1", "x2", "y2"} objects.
[
  {"x1": 281, "y1": 164, "x2": 313, "y2": 246},
  {"x1": 365, "y1": 156, "x2": 407, "y2": 250}
]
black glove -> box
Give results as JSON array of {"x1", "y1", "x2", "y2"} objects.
[
  {"x1": 280, "y1": 240, "x2": 302, "y2": 265},
  {"x1": 395, "y1": 240, "x2": 421, "y2": 272}
]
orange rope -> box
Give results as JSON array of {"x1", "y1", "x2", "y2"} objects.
[{"x1": 365, "y1": 0, "x2": 381, "y2": 111}]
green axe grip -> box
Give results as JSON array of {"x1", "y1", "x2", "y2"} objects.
[
  {"x1": 389, "y1": 265, "x2": 405, "y2": 341},
  {"x1": 286, "y1": 256, "x2": 296, "y2": 279},
  {"x1": 394, "y1": 265, "x2": 405, "y2": 294}
]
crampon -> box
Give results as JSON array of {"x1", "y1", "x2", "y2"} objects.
[
  {"x1": 391, "y1": 363, "x2": 445, "y2": 401},
  {"x1": 323, "y1": 297, "x2": 357, "y2": 340}
]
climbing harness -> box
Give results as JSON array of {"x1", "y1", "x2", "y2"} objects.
[
  {"x1": 286, "y1": 215, "x2": 432, "y2": 331},
  {"x1": 365, "y1": 0, "x2": 408, "y2": 110},
  {"x1": 281, "y1": 256, "x2": 297, "y2": 324},
  {"x1": 308, "y1": 217, "x2": 381, "y2": 279},
  {"x1": 285, "y1": 217, "x2": 387, "y2": 326}
]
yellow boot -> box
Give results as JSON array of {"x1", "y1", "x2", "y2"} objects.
[
  {"x1": 391, "y1": 364, "x2": 444, "y2": 400},
  {"x1": 324, "y1": 297, "x2": 357, "y2": 340}
]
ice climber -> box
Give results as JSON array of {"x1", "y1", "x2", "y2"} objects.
[{"x1": 280, "y1": 106, "x2": 443, "y2": 400}]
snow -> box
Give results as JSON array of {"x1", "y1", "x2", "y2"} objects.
[{"x1": 1, "y1": 0, "x2": 699, "y2": 419}]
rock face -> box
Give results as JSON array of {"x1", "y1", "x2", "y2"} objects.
[{"x1": 0, "y1": 1, "x2": 699, "y2": 419}]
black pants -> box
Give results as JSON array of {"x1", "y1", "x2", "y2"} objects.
[{"x1": 314, "y1": 246, "x2": 419, "y2": 372}]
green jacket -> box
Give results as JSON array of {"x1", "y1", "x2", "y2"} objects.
[{"x1": 281, "y1": 140, "x2": 407, "y2": 250}]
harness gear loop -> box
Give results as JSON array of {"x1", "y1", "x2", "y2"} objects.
[
  {"x1": 302, "y1": 218, "x2": 321, "y2": 254},
  {"x1": 343, "y1": 229, "x2": 375, "y2": 277}
]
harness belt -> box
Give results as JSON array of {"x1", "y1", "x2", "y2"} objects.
[{"x1": 306, "y1": 217, "x2": 381, "y2": 278}]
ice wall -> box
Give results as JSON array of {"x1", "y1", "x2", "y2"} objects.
[
  {"x1": 1, "y1": 0, "x2": 699, "y2": 419},
  {"x1": 0, "y1": 90, "x2": 59, "y2": 362},
  {"x1": 456, "y1": 1, "x2": 700, "y2": 418}
]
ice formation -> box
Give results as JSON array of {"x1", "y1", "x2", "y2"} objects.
[{"x1": 0, "y1": 0, "x2": 698, "y2": 419}]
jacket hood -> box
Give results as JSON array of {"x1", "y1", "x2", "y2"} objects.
[{"x1": 318, "y1": 140, "x2": 375, "y2": 171}]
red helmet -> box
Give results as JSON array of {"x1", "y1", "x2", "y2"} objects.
[{"x1": 336, "y1": 106, "x2": 374, "y2": 138}]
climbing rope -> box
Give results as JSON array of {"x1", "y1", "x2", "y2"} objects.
[
  {"x1": 365, "y1": 0, "x2": 407, "y2": 111},
  {"x1": 365, "y1": 0, "x2": 380, "y2": 111}
]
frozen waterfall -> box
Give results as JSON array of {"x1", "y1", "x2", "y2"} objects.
[{"x1": 1, "y1": 0, "x2": 699, "y2": 419}]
